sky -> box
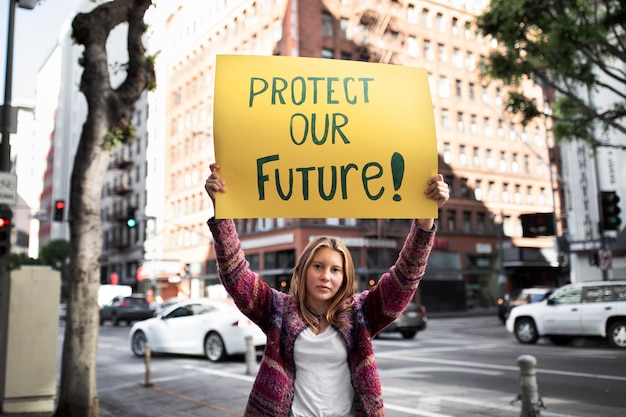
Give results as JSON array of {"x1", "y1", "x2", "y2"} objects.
[{"x1": 0, "y1": 0, "x2": 84, "y2": 103}]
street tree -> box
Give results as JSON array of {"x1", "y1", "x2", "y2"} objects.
[
  {"x1": 54, "y1": 1, "x2": 155, "y2": 416},
  {"x1": 476, "y1": 0, "x2": 626, "y2": 147}
]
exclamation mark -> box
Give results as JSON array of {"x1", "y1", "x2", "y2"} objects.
[{"x1": 391, "y1": 152, "x2": 404, "y2": 202}]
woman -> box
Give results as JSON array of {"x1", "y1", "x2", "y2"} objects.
[{"x1": 205, "y1": 163, "x2": 449, "y2": 417}]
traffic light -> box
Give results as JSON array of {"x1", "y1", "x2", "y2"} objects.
[
  {"x1": 126, "y1": 207, "x2": 137, "y2": 228},
  {"x1": 600, "y1": 191, "x2": 622, "y2": 231},
  {"x1": 520, "y1": 213, "x2": 555, "y2": 237},
  {"x1": 0, "y1": 205, "x2": 12, "y2": 264},
  {"x1": 54, "y1": 199, "x2": 66, "y2": 222}
]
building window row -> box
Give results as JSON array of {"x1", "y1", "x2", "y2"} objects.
[
  {"x1": 443, "y1": 142, "x2": 545, "y2": 176},
  {"x1": 445, "y1": 175, "x2": 550, "y2": 206}
]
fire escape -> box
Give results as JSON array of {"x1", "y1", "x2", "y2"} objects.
[
  {"x1": 352, "y1": 0, "x2": 403, "y2": 64},
  {"x1": 109, "y1": 152, "x2": 136, "y2": 249}
]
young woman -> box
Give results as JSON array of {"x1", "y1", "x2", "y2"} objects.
[{"x1": 204, "y1": 163, "x2": 449, "y2": 417}]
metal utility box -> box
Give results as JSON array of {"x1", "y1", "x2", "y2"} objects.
[{"x1": 0, "y1": 266, "x2": 60, "y2": 415}]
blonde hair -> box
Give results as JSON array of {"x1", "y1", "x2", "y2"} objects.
[{"x1": 289, "y1": 236, "x2": 356, "y2": 329}]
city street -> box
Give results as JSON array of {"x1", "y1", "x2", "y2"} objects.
[{"x1": 57, "y1": 314, "x2": 626, "y2": 417}]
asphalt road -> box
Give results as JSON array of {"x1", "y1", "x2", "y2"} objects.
[{"x1": 56, "y1": 313, "x2": 626, "y2": 416}]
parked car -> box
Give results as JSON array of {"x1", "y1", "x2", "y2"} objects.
[
  {"x1": 129, "y1": 298, "x2": 266, "y2": 362},
  {"x1": 506, "y1": 280, "x2": 626, "y2": 348},
  {"x1": 497, "y1": 287, "x2": 554, "y2": 323},
  {"x1": 99, "y1": 295, "x2": 154, "y2": 326},
  {"x1": 379, "y1": 302, "x2": 427, "y2": 339}
]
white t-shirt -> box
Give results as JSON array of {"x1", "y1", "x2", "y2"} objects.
[{"x1": 290, "y1": 326, "x2": 355, "y2": 417}]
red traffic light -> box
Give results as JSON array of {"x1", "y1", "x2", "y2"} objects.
[
  {"x1": 55, "y1": 200, "x2": 66, "y2": 210},
  {"x1": 0, "y1": 217, "x2": 10, "y2": 228}
]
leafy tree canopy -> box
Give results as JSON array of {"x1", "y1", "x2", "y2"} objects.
[{"x1": 476, "y1": 0, "x2": 626, "y2": 148}]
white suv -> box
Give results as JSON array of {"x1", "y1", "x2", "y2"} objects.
[{"x1": 506, "y1": 280, "x2": 626, "y2": 348}]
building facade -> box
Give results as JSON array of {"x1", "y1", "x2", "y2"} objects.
[{"x1": 158, "y1": 0, "x2": 561, "y2": 311}]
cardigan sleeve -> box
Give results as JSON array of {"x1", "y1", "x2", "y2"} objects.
[
  {"x1": 207, "y1": 218, "x2": 273, "y2": 331},
  {"x1": 362, "y1": 220, "x2": 436, "y2": 335}
]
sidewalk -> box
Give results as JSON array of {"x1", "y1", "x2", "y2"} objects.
[{"x1": 95, "y1": 360, "x2": 626, "y2": 417}]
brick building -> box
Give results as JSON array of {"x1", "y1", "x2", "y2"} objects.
[{"x1": 159, "y1": 0, "x2": 561, "y2": 312}]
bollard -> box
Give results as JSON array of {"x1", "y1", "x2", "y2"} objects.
[
  {"x1": 516, "y1": 354, "x2": 544, "y2": 416},
  {"x1": 144, "y1": 343, "x2": 153, "y2": 387},
  {"x1": 245, "y1": 335, "x2": 257, "y2": 375}
]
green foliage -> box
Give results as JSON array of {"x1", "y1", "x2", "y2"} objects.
[
  {"x1": 476, "y1": 0, "x2": 626, "y2": 148},
  {"x1": 104, "y1": 125, "x2": 137, "y2": 150},
  {"x1": 9, "y1": 253, "x2": 40, "y2": 271}
]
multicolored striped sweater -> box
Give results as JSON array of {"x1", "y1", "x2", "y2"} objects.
[{"x1": 207, "y1": 218, "x2": 436, "y2": 417}]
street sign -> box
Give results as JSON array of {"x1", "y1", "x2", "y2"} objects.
[
  {"x1": 598, "y1": 248, "x2": 612, "y2": 271},
  {"x1": 0, "y1": 173, "x2": 17, "y2": 205}
]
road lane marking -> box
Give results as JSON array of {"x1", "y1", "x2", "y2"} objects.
[{"x1": 374, "y1": 353, "x2": 626, "y2": 382}]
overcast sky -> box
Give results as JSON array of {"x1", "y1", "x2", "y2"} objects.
[{"x1": 0, "y1": 0, "x2": 84, "y2": 103}]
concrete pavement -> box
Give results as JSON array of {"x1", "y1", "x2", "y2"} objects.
[{"x1": 95, "y1": 359, "x2": 626, "y2": 417}]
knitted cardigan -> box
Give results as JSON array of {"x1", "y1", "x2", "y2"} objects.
[{"x1": 207, "y1": 218, "x2": 435, "y2": 417}]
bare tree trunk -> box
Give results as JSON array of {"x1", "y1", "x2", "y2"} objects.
[{"x1": 54, "y1": 1, "x2": 155, "y2": 416}]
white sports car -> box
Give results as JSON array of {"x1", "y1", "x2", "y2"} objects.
[{"x1": 129, "y1": 298, "x2": 266, "y2": 362}]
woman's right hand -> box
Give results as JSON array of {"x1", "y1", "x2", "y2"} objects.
[{"x1": 204, "y1": 163, "x2": 226, "y2": 208}]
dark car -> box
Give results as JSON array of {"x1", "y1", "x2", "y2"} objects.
[
  {"x1": 497, "y1": 287, "x2": 553, "y2": 323},
  {"x1": 379, "y1": 302, "x2": 427, "y2": 339},
  {"x1": 100, "y1": 295, "x2": 154, "y2": 326}
]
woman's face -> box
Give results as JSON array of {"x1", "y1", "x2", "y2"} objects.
[{"x1": 305, "y1": 247, "x2": 344, "y2": 310}]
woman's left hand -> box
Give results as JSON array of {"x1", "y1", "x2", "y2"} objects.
[{"x1": 425, "y1": 174, "x2": 449, "y2": 208}]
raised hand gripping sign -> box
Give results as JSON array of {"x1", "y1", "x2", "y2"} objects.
[{"x1": 213, "y1": 55, "x2": 438, "y2": 219}]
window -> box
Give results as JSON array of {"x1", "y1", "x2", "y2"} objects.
[
  {"x1": 470, "y1": 114, "x2": 478, "y2": 134},
  {"x1": 451, "y1": 17, "x2": 459, "y2": 36},
  {"x1": 477, "y1": 212, "x2": 486, "y2": 234},
  {"x1": 421, "y1": 8, "x2": 431, "y2": 28},
  {"x1": 441, "y1": 109, "x2": 451, "y2": 130},
  {"x1": 455, "y1": 79, "x2": 462, "y2": 99},
  {"x1": 473, "y1": 147, "x2": 480, "y2": 167},
  {"x1": 453, "y1": 48, "x2": 462, "y2": 68},
  {"x1": 514, "y1": 184, "x2": 521, "y2": 204},
  {"x1": 322, "y1": 12, "x2": 333, "y2": 36},
  {"x1": 551, "y1": 287, "x2": 582, "y2": 305},
  {"x1": 424, "y1": 40, "x2": 433, "y2": 60},
  {"x1": 502, "y1": 183, "x2": 510, "y2": 203},
  {"x1": 463, "y1": 211, "x2": 472, "y2": 233},
  {"x1": 438, "y1": 43, "x2": 446, "y2": 63},
  {"x1": 460, "y1": 178, "x2": 470, "y2": 198},
  {"x1": 483, "y1": 117, "x2": 491, "y2": 137},
  {"x1": 512, "y1": 153, "x2": 519, "y2": 173},
  {"x1": 459, "y1": 144, "x2": 467, "y2": 166},
  {"x1": 499, "y1": 151, "x2": 507, "y2": 172},
  {"x1": 457, "y1": 112, "x2": 464, "y2": 132},
  {"x1": 446, "y1": 210, "x2": 456, "y2": 231},
  {"x1": 469, "y1": 83, "x2": 475, "y2": 100},
  {"x1": 443, "y1": 142, "x2": 452, "y2": 163},
  {"x1": 408, "y1": 36, "x2": 418, "y2": 57},
  {"x1": 474, "y1": 179, "x2": 482, "y2": 201},
  {"x1": 339, "y1": 18, "x2": 349, "y2": 38},
  {"x1": 486, "y1": 149, "x2": 494, "y2": 168},
  {"x1": 322, "y1": 48, "x2": 334, "y2": 58},
  {"x1": 438, "y1": 76, "x2": 449, "y2": 97},
  {"x1": 407, "y1": 4, "x2": 417, "y2": 24},
  {"x1": 436, "y1": 13, "x2": 445, "y2": 31}
]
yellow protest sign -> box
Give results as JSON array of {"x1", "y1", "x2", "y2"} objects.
[{"x1": 213, "y1": 55, "x2": 438, "y2": 219}]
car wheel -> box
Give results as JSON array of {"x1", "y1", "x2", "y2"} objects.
[
  {"x1": 131, "y1": 331, "x2": 148, "y2": 357},
  {"x1": 608, "y1": 321, "x2": 626, "y2": 348},
  {"x1": 514, "y1": 317, "x2": 539, "y2": 344},
  {"x1": 204, "y1": 332, "x2": 226, "y2": 362},
  {"x1": 400, "y1": 329, "x2": 417, "y2": 339}
]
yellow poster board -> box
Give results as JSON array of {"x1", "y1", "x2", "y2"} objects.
[{"x1": 213, "y1": 55, "x2": 438, "y2": 219}]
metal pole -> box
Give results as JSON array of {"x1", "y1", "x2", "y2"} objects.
[
  {"x1": 517, "y1": 354, "x2": 543, "y2": 416},
  {"x1": 1, "y1": 0, "x2": 16, "y2": 173},
  {"x1": 245, "y1": 335, "x2": 257, "y2": 375}
]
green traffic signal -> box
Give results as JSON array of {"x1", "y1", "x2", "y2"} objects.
[{"x1": 126, "y1": 217, "x2": 138, "y2": 228}]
